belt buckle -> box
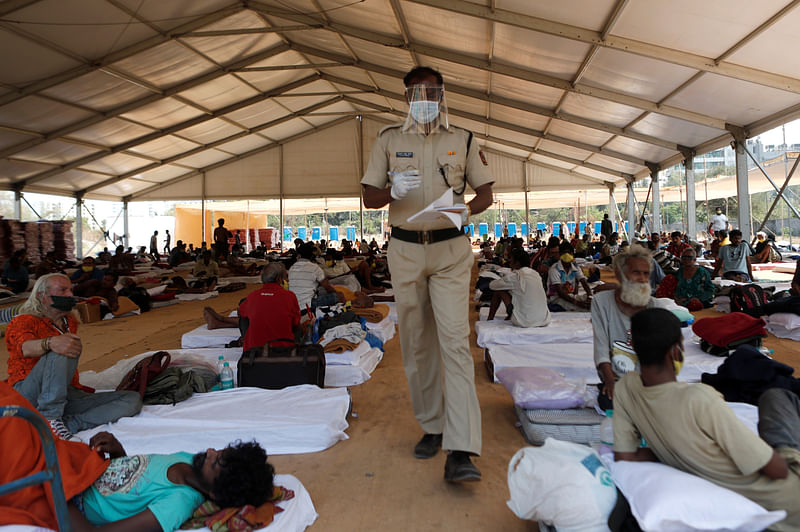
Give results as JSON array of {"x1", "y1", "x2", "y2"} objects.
[{"x1": 419, "y1": 230, "x2": 432, "y2": 245}]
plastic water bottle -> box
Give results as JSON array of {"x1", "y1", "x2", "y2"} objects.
[
  {"x1": 220, "y1": 362, "x2": 234, "y2": 390},
  {"x1": 599, "y1": 409, "x2": 614, "y2": 446},
  {"x1": 758, "y1": 347, "x2": 774, "y2": 357},
  {"x1": 216, "y1": 355, "x2": 226, "y2": 374}
]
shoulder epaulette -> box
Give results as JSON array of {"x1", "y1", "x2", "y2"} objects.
[{"x1": 378, "y1": 123, "x2": 404, "y2": 136}]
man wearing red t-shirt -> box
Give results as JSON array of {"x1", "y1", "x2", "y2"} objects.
[
  {"x1": 5, "y1": 274, "x2": 141, "y2": 442},
  {"x1": 665, "y1": 231, "x2": 692, "y2": 258},
  {"x1": 239, "y1": 263, "x2": 301, "y2": 351}
]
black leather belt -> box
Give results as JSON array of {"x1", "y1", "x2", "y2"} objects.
[{"x1": 391, "y1": 226, "x2": 464, "y2": 245}]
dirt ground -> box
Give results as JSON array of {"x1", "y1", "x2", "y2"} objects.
[{"x1": 1, "y1": 266, "x2": 798, "y2": 531}]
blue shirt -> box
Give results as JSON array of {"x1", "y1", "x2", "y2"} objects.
[{"x1": 81, "y1": 452, "x2": 204, "y2": 531}]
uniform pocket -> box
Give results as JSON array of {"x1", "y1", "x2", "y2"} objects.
[
  {"x1": 437, "y1": 155, "x2": 466, "y2": 193},
  {"x1": 389, "y1": 152, "x2": 419, "y2": 175}
]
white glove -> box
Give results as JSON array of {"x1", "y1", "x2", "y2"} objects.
[{"x1": 389, "y1": 170, "x2": 421, "y2": 200}]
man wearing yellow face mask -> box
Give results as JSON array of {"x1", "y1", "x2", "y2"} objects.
[
  {"x1": 69, "y1": 257, "x2": 105, "y2": 284},
  {"x1": 547, "y1": 243, "x2": 593, "y2": 311},
  {"x1": 614, "y1": 308, "x2": 800, "y2": 531}
]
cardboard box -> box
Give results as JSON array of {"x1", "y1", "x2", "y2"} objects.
[{"x1": 76, "y1": 301, "x2": 101, "y2": 323}]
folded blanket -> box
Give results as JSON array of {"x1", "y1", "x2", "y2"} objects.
[
  {"x1": 324, "y1": 338, "x2": 360, "y2": 353},
  {"x1": 181, "y1": 485, "x2": 294, "y2": 531},
  {"x1": 353, "y1": 304, "x2": 389, "y2": 323},
  {"x1": 320, "y1": 323, "x2": 366, "y2": 346}
]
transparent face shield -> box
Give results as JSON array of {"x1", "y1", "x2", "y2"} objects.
[{"x1": 403, "y1": 84, "x2": 449, "y2": 133}]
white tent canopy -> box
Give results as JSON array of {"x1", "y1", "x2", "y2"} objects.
[{"x1": 1, "y1": 0, "x2": 800, "y2": 205}]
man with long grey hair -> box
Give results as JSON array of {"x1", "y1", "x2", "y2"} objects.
[
  {"x1": 591, "y1": 245, "x2": 666, "y2": 407},
  {"x1": 4, "y1": 273, "x2": 142, "y2": 442}
]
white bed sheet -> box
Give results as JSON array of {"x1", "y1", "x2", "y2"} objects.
[
  {"x1": 182, "y1": 324, "x2": 239, "y2": 348},
  {"x1": 475, "y1": 314, "x2": 593, "y2": 347},
  {"x1": 176, "y1": 291, "x2": 219, "y2": 301},
  {"x1": 478, "y1": 306, "x2": 591, "y2": 322},
  {"x1": 0, "y1": 473, "x2": 316, "y2": 532},
  {"x1": 326, "y1": 348, "x2": 383, "y2": 387},
  {"x1": 75, "y1": 385, "x2": 350, "y2": 456},
  {"x1": 766, "y1": 313, "x2": 800, "y2": 341},
  {"x1": 486, "y1": 341, "x2": 725, "y2": 384},
  {"x1": 365, "y1": 317, "x2": 395, "y2": 343}
]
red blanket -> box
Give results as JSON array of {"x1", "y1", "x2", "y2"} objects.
[
  {"x1": 0, "y1": 381, "x2": 108, "y2": 529},
  {"x1": 692, "y1": 312, "x2": 767, "y2": 347}
]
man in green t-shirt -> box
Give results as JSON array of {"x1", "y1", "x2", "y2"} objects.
[
  {"x1": 614, "y1": 308, "x2": 800, "y2": 531},
  {"x1": 69, "y1": 432, "x2": 275, "y2": 531}
]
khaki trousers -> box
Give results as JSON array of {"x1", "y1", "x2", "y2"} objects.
[{"x1": 388, "y1": 235, "x2": 481, "y2": 455}]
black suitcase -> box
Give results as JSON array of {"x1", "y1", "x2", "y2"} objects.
[{"x1": 237, "y1": 339, "x2": 326, "y2": 389}]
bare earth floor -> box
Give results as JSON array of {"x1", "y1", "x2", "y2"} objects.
[{"x1": 1, "y1": 266, "x2": 798, "y2": 531}]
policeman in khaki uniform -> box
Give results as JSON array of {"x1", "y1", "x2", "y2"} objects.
[{"x1": 361, "y1": 66, "x2": 494, "y2": 482}]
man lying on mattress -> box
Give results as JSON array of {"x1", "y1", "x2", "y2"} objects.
[
  {"x1": 0, "y1": 381, "x2": 275, "y2": 532},
  {"x1": 613, "y1": 308, "x2": 800, "y2": 531}
]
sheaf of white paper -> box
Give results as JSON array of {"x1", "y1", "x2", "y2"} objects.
[{"x1": 406, "y1": 188, "x2": 466, "y2": 228}]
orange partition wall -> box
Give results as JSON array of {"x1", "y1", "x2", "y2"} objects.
[{"x1": 174, "y1": 207, "x2": 268, "y2": 248}]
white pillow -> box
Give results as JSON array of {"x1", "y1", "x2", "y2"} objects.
[
  {"x1": 767, "y1": 312, "x2": 800, "y2": 330},
  {"x1": 610, "y1": 460, "x2": 786, "y2": 532}
]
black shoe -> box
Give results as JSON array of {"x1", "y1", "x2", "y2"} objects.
[
  {"x1": 413, "y1": 433, "x2": 443, "y2": 459},
  {"x1": 444, "y1": 451, "x2": 481, "y2": 482}
]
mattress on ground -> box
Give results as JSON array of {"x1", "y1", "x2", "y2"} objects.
[
  {"x1": 326, "y1": 348, "x2": 383, "y2": 387},
  {"x1": 477, "y1": 306, "x2": 591, "y2": 322},
  {"x1": 0, "y1": 473, "x2": 317, "y2": 532},
  {"x1": 76, "y1": 384, "x2": 350, "y2": 456},
  {"x1": 176, "y1": 291, "x2": 219, "y2": 301},
  {"x1": 475, "y1": 315, "x2": 593, "y2": 348},
  {"x1": 365, "y1": 316, "x2": 395, "y2": 343},
  {"x1": 182, "y1": 324, "x2": 240, "y2": 348},
  {"x1": 767, "y1": 313, "x2": 800, "y2": 341},
  {"x1": 485, "y1": 341, "x2": 726, "y2": 384}
]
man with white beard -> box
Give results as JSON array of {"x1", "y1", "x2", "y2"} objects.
[{"x1": 591, "y1": 245, "x2": 665, "y2": 408}]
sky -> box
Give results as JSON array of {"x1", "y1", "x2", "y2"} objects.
[{"x1": 754, "y1": 118, "x2": 800, "y2": 147}]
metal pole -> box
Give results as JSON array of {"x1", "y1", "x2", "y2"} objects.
[
  {"x1": 607, "y1": 183, "x2": 617, "y2": 229},
  {"x1": 732, "y1": 128, "x2": 752, "y2": 241},
  {"x1": 357, "y1": 116, "x2": 364, "y2": 241},
  {"x1": 122, "y1": 200, "x2": 129, "y2": 248},
  {"x1": 755, "y1": 154, "x2": 800, "y2": 237},
  {"x1": 523, "y1": 162, "x2": 529, "y2": 238},
  {"x1": 684, "y1": 151, "x2": 696, "y2": 240},
  {"x1": 650, "y1": 168, "x2": 661, "y2": 234},
  {"x1": 626, "y1": 182, "x2": 635, "y2": 240},
  {"x1": 279, "y1": 146, "x2": 284, "y2": 251},
  {"x1": 743, "y1": 142, "x2": 800, "y2": 221},
  {"x1": 201, "y1": 172, "x2": 206, "y2": 245},
  {"x1": 75, "y1": 196, "x2": 83, "y2": 259},
  {"x1": 13, "y1": 190, "x2": 21, "y2": 220}
]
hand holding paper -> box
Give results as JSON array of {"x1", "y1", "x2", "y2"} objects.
[{"x1": 407, "y1": 188, "x2": 468, "y2": 228}]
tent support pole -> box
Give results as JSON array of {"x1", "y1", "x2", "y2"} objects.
[
  {"x1": 743, "y1": 141, "x2": 800, "y2": 221},
  {"x1": 123, "y1": 200, "x2": 129, "y2": 248},
  {"x1": 626, "y1": 181, "x2": 635, "y2": 240},
  {"x1": 730, "y1": 126, "x2": 753, "y2": 241},
  {"x1": 607, "y1": 182, "x2": 616, "y2": 230},
  {"x1": 279, "y1": 146, "x2": 284, "y2": 251},
  {"x1": 523, "y1": 161, "x2": 529, "y2": 239},
  {"x1": 648, "y1": 163, "x2": 661, "y2": 235},
  {"x1": 201, "y1": 172, "x2": 207, "y2": 245},
  {"x1": 357, "y1": 116, "x2": 364, "y2": 241},
  {"x1": 681, "y1": 148, "x2": 696, "y2": 239},
  {"x1": 75, "y1": 196, "x2": 83, "y2": 259},
  {"x1": 13, "y1": 190, "x2": 21, "y2": 220}
]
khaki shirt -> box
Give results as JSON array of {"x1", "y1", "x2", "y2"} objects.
[{"x1": 361, "y1": 123, "x2": 493, "y2": 231}]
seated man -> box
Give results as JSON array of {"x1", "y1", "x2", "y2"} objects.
[
  {"x1": 289, "y1": 243, "x2": 344, "y2": 310},
  {"x1": 752, "y1": 231, "x2": 777, "y2": 264},
  {"x1": 648, "y1": 237, "x2": 678, "y2": 274},
  {"x1": 2, "y1": 249, "x2": 30, "y2": 294},
  {"x1": 0, "y1": 380, "x2": 276, "y2": 532},
  {"x1": 239, "y1": 263, "x2": 301, "y2": 350},
  {"x1": 547, "y1": 245, "x2": 593, "y2": 311},
  {"x1": 108, "y1": 245, "x2": 134, "y2": 275},
  {"x1": 712, "y1": 229, "x2": 753, "y2": 282},
  {"x1": 74, "y1": 271, "x2": 121, "y2": 315},
  {"x1": 70, "y1": 256, "x2": 105, "y2": 284},
  {"x1": 224, "y1": 252, "x2": 260, "y2": 276},
  {"x1": 191, "y1": 250, "x2": 219, "y2": 291},
  {"x1": 591, "y1": 245, "x2": 664, "y2": 407},
  {"x1": 600, "y1": 232, "x2": 620, "y2": 264},
  {"x1": 665, "y1": 231, "x2": 691, "y2": 258},
  {"x1": 5, "y1": 273, "x2": 142, "y2": 442},
  {"x1": 487, "y1": 247, "x2": 550, "y2": 327},
  {"x1": 168, "y1": 241, "x2": 191, "y2": 268},
  {"x1": 614, "y1": 308, "x2": 800, "y2": 530},
  {"x1": 574, "y1": 233, "x2": 590, "y2": 258},
  {"x1": 34, "y1": 251, "x2": 65, "y2": 278}
]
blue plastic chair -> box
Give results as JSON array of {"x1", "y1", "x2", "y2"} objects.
[{"x1": 0, "y1": 406, "x2": 72, "y2": 531}]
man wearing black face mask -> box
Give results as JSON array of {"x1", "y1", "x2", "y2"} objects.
[{"x1": 4, "y1": 273, "x2": 142, "y2": 442}]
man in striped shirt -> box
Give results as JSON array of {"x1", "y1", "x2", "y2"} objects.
[{"x1": 288, "y1": 243, "x2": 344, "y2": 310}]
